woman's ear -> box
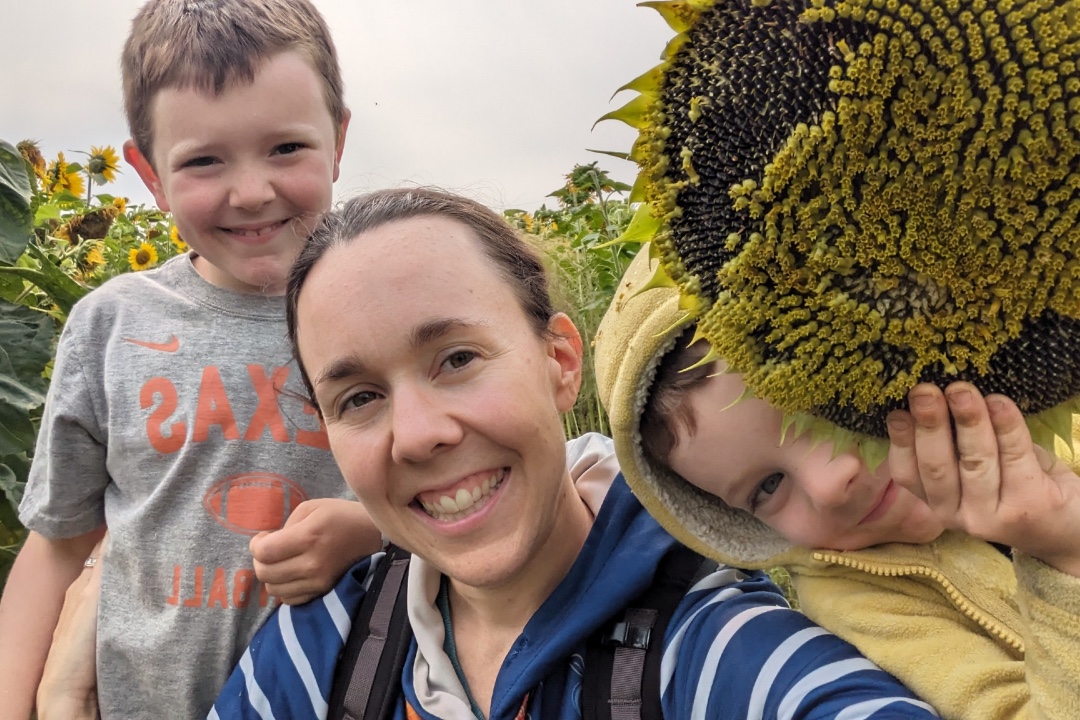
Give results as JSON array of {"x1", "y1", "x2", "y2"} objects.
[{"x1": 547, "y1": 313, "x2": 583, "y2": 413}]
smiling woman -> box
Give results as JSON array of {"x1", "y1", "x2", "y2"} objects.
[{"x1": 209, "y1": 187, "x2": 939, "y2": 720}]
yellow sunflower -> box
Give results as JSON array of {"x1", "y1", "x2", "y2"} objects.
[
  {"x1": 128, "y1": 242, "x2": 158, "y2": 271},
  {"x1": 44, "y1": 152, "x2": 85, "y2": 198},
  {"x1": 88, "y1": 145, "x2": 120, "y2": 184},
  {"x1": 112, "y1": 196, "x2": 127, "y2": 214},
  {"x1": 169, "y1": 225, "x2": 188, "y2": 252},
  {"x1": 84, "y1": 243, "x2": 106, "y2": 268}
]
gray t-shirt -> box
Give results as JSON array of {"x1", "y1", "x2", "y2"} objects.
[{"x1": 20, "y1": 254, "x2": 353, "y2": 719}]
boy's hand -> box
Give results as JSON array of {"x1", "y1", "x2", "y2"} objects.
[
  {"x1": 250, "y1": 498, "x2": 382, "y2": 605},
  {"x1": 887, "y1": 381, "x2": 1080, "y2": 577}
]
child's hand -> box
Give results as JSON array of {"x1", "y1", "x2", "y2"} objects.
[
  {"x1": 250, "y1": 498, "x2": 382, "y2": 605},
  {"x1": 887, "y1": 382, "x2": 1080, "y2": 577}
]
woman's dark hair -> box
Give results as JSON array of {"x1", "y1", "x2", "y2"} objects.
[
  {"x1": 639, "y1": 325, "x2": 717, "y2": 466},
  {"x1": 285, "y1": 187, "x2": 556, "y2": 403}
]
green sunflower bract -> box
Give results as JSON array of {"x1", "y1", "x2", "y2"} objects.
[{"x1": 608, "y1": 0, "x2": 1080, "y2": 452}]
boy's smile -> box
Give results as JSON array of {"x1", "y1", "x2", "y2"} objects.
[
  {"x1": 125, "y1": 50, "x2": 349, "y2": 295},
  {"x1": 667, "y1": 366, "x2": 944, "y2": 551}
]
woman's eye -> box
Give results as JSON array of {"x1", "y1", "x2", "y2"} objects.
[
  {"x1": 750, "y1": 472, "x2": 784, "y2": 511},
  {"x1": 443, "y1": 350, "x2": 477, "y2": 371},
  {"x1": 344, "y1": 390, "x2": 379, "y2": 410}
]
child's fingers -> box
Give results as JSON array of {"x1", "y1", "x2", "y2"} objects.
[
  {"x1": 944, "y1": 383, "x2": 1002, "y2": 512},
  {"x1": 907, "y1": 384, "x2": 962, "y2": 515},
  {"x1": 985, "y1": 394, "x2": 1047, "y2": 491},
  {"x1": 886, "y1": 409, "x2": 925, "y2": 502}
]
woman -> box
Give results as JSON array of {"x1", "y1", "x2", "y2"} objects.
[{"x1": 209, "y1": 188, "x2": 937, "y2": 719}]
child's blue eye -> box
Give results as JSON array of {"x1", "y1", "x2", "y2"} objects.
[
  {"x1": 750, "y1": 473, "x2": 784, "y2": 511},
  {"x1": 182, "y1": 156, "x2": 216, "y2": 168}
]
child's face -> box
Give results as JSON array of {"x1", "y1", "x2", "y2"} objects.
[
  {"x1": 667, "y1": 368, "x2": 944, "y2": 551},
  {"x1": 125, "y1": 50, "x2": 348, "y2": 295}
]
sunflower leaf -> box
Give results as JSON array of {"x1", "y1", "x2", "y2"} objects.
[{"x1": 0, "y1": 141, "x2": 33, "y2": 265}]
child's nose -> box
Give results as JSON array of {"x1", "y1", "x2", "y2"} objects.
[
  {"x1": 801, "y1": 460, "x2": 859, "y2": 510},
  {"x1": 229, "y1": 165, "x2": 275, "y2": 210}
]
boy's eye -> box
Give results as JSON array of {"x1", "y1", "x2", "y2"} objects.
[
  {"x1": 750, "y1": 472, "x2": 784, "y2": 511},
  {"x1": 273, "y1": 142, "x2": 305, "y2": 155},
  {"x1": 443, "y1": 350, "x2": 476, "y2": 371},
  {"x1": 181, "y1": 156, "x2": 217, "y2": 168}
]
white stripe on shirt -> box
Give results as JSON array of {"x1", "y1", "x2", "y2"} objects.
[
  {"x1": 778, "y1": 658, "x2": 881, "y2": 719},
  {"x1": 280, "y1": 605, "x2": 329, "y2": 718},
  {"x1": 239, "y1": 648, "x2": 277, "y2": 720},
  {"x1": 323, "y1": 589, "x2": 351, "y2": 643},
  {"x1": 692, "y1": 605, "x2": 784, "y2": 720},
  {"x1": 748, "y1": 626, "x2": 832, "y2": 717}
]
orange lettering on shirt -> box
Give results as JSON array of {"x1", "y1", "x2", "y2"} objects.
[
  {"x1": 295, "y1": 401, "x2": 330, "y2": 450},
  {"x1": 192, "y1": 367, "x2": 240, "y2": 442},
  {"x1": 184, "y1": 565, "x2": 205, "y2": 607},
  {"x1": 259, "y1": 581, "x2": 273, "y2": 608},
  {"x1": 233, "y1": 569, "x2": 255, "y2": 608},
  {"x1": 166, "y1": 565, "x2": 182, "y2": 605},
  {"x1": 243, "y1": 365, "x2": 291, "y2": 442},
  {"x1": 141, "y1": 378, "x2": 186, "y2": 454},
  {"x1": 207, "y1": 567, "x2": 229, "y2": 608}
]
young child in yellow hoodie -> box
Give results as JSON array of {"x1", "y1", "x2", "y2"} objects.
[{"x1": 595, "y1": 247, "x2": 1080, "y2": 720}]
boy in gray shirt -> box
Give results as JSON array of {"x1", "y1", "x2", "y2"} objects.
[{"x1": 0, "y1": 1, "x2": 381, "y2": 717}]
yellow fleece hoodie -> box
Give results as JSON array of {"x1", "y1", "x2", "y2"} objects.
[{"x1": 595, "y1": 246, "x2": 1080, "y2": 720}]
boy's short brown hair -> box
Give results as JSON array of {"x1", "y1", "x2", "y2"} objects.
[
  {"x1": 122, "y1": 0, "x2": 346, "y2": 163},
  {"x1": 640, "y1": 325, "x2": 716, "y2": 466}
]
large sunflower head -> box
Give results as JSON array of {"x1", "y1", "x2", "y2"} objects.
[
  {"x1": 610, "y1": 0, "x2": 1080, "y2": 454},
  {"x1": 87, "y1": 145, "x2": 120, "y2": 184}
]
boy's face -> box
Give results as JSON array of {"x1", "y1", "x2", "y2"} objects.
[
  {"x1": 667, "y1": 368, "x2": 944, "y2": 551},
  {"x1": 124, "y1": 51, "x2": 349, "y2": 295}
]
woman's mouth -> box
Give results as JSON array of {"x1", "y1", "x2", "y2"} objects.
[{"x1": 416, "y1": 469, "x2": 507, "y2": 522}]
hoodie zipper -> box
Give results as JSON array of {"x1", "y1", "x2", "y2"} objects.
[{"x1": 811, "y1": 551, "x2": 1025, "y2": 654}]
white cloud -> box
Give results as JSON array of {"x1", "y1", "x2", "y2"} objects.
[{"x1": 0, "y1": 0, "x2": 672, "y2": 212}]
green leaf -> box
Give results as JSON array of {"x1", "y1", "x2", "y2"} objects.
[
  {"x1": 34, "y1": 202, "x2": 61, "y2": 223},
  {"x1": 24, "y1": 244, "x2": 88, "y2": 313},
  {"x1": 0, "y1": 300, "x2": 53, "y2": 392},
  {"x1": 0, "y1": 403, "x2": 35, "y2": 456},
  {"x1": 0, "y1": 141, "x2": 33, "y2": 264}
]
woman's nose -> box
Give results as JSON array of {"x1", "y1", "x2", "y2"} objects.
[
  {"x1": 228, "y1": 164, "x2": 275, "y2": 211},
  {"x1": 389, "y1": 384, "x2": 464, "y2": 464}
]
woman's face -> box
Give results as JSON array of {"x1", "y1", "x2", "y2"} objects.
[{"x1": 295, "y1": 215, "x2": 586, "y2": 591}]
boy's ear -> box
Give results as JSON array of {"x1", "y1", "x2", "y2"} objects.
[
  {"x1": 123, "y1": 140, "x2": 170, "y2": 212},
  {"x1": 547, "y1": 313, "x2": 583, "y2": 414},
  {"x1": 332, "y1": 109, "x2": 351, "y2": 182}
]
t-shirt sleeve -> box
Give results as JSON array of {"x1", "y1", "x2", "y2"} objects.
[
  {"x1": 19, "y1": 319, "x2": 109, "y2": 537},
  {"x1": 661, "y1": 567, "x2": 940, "y2": 718}
]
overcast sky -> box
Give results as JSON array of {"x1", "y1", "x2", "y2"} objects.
[{"x1": 0, "y1": 0, "x2": 672, "y2": 212}]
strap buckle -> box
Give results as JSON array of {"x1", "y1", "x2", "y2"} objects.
[{"x1": 601, "y1": 621, "x2": 652, "y2": 650}]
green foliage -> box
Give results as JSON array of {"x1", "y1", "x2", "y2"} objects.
[
  {"x1": 0, "y1": 138, "x2": 185, "y2": 589},
  {"x1": 505, "y1": 162, "x2": 639, "y2": 438}
]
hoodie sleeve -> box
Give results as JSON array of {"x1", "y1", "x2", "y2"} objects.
[
  {"x1": 661, "y1": 567, "x2": 940, "y2": 719},
  {"x1": 209, "y1": 555, "x2": 378, "y2": 720},
  {"x1": 1014, "y1": 553, "x2": 1080, "y2": 720}
]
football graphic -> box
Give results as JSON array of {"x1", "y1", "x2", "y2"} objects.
[{"x1": 202, "y1": 472, "x2": 308, "y2": 536}]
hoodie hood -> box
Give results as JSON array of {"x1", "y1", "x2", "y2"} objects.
[{"x1": 595, "y1": 246, "x2": 805, "y2": 569}]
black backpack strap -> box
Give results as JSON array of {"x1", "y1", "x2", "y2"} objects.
[
  {"x1": 583, "y1": 544, "x2": 718, "y2": 720},
  {"x1": 327, "y1": 545, "x2": 413, "y2": 720}
]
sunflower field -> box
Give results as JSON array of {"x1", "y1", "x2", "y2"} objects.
[
  {"x1": 0, "y1": 140, "x2": 637, "y2": 590},
  {"x1": 0, "y1": 139, "x2": 190, "y2": 587}
]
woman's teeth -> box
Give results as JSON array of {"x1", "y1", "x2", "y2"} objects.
[{"x1": 420, "y1": 470, "x2": 506, "y2": 521}]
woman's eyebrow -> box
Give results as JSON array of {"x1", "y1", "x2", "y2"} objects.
[
  {"x1": 409, "y1": 318, "x2": 485, "y2": 349},
  {"x1": 314, "y1": 354, "x2": 367, "y2": 388}
]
